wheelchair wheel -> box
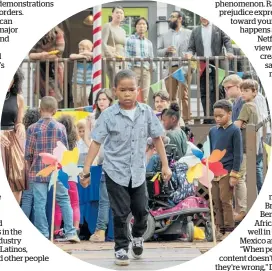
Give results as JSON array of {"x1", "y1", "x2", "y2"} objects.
[
  {"x1": 127, "y1": 212, "x2": 155, "y2": 241},
  {"x1": 186, "y1": 221, "x2": 194, "y2": 242}
]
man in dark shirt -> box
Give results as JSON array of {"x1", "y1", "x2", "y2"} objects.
[
  {"x1": 209, "y1": 100, "x2": 243, "y2": 240},
  {"x1": 186, "y1": 17, "x2": 234, "y2": 124}
]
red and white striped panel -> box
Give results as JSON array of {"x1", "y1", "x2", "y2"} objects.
[{"x1": 92, "y1": 5, "x2": 102, "y2": 104}]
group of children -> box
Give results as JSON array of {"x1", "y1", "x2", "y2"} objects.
[
  {"x1": 20, "y1": 87, "x2": 116, "y2": 244},
  {"x1": 8, "y1": 66, "x2": 264, "y2": 266}
]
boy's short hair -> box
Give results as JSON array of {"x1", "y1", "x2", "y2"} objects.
[
  {"x1": 114, "y1": 69, "x2": 136, "y2": 88},
  {"x1": 240, "y1": 79, "x2": 258, "y2": 91},
  {"x1": 79, "y1": 39, "x2": 93, "y2": 50},
  {"x1": 40, "y1": 96, "x2": 58, "y2": 112},
  {"x1": 242, "y1": 71, "x2": 258, "y2": 81},
  {"x1": 153, "y1": 91, "x2": 170, "y2": 101},
  {"x1": 222, "y1": 74, "x2": 242, "y2": 86},
  {"x1": 213, "y1": 99, "x2": 233, "y2": 112},
  {"x1": 77, "y1": 119, "x2": 86, "y2": 129}
]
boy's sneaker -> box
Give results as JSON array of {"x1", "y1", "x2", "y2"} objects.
[
  {"x1": 131, "y1": 237, "x2": 144, "y2": 259},
  {"x1": 56, "y1": 234, "x2": 80, "y2": 243},
  {"x1": 115, "y1": 249, "x2": 130, "y2": 266},
  {"x1": 54, "y1": 228, "x2": 65, "y2": 240},
  {"x1": 89, "y1": 230, "x2": 106, "y2": 242},
  {"x1": 67, "y1": 234, "x2": 80, "y2": 243}
]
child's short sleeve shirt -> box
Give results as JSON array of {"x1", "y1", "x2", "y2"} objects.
[{"x1": 91, "y1": 102, "x2": 164, "y2": 188}]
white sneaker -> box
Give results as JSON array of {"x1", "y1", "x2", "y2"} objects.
[
  {"x1": 115, "y1": 249, "x2": 130, "y2": 266},
  {"x1": 131, "y1": 237, "x2": 144, "y2": 259}
]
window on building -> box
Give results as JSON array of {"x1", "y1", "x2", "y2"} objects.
[
  {"x1": 109, "y1": 15, "x2": 141, "y2": 36},
  {"x1": 180, "y1": 9, "x2": 200, "y2": 30}
]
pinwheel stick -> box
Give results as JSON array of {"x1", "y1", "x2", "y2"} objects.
[
  {"x1": 50, "y1": 172, "x2": 58, "y2": 242},
  {"x1": 206, "y1": 158, "x2": 217, "y2": 245}
]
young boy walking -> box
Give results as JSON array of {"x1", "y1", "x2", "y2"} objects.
[
  {"x1": 25, "y1": 96, "x2": 79, "y2": 242},
  {"x1": 81, "y1": 69, "x2": 172, "y2": 266},
  {"x1": 209, "y1": 100, "x2": 243, "y2": 240}
]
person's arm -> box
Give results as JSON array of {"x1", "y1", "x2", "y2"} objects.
[
  {"x1": 147, "y1": 107, "x2": 172, "y2": 181},
  {"x1": 15, "y1": 94, "x2": 25, "y2": 139},
  {"x1": 157, "y1": 35, "x2": 168, "y2": 57},
  {"x1": 69, "y1": 53, "x2": 88, "y2": 60},
  {"x1": 234, "y1": 120, "x2": 244, "y2": 129},
  {"x1": 29, "y1": 51, "x2": 56, "y2": 60},
  {"x1": 102, "y1": 24, "x2": 114, "y2": 57},
  {"x1": 153, "y1": 137, "x2": 171, "y2": 181},
  {"x1": 82, "y1": 51, "x2": 93, "y2": 59},
  {"x1": 81, "y1": 112, "x2": 108, "y2": 185},
  {"x1": 230, "y1": 128, "x2": 243, "y2": 186},
  {"x1": 235, "y1": 104, "x2": 249, "y2": 129},
  {"x1": 0, "y1": 132, "x2": 10, "y2": 147},
  {"x1": 25, "y1": 126, "x2": 35, "y2": 167},
  {"x1": 186, "y1": 30, "x2": 195, "y2": 59},
  {"x1": 184, "y1": 30, "x2": 192, "y2": 52},
  {"x1": 125, "y1": 37, "x2": 132, "y2": 57},
  {"x1": 221, "y1": 30, "x2": 234, "y2": 56}
]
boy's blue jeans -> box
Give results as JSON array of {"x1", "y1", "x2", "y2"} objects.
[
  {"x1": 96, "y1": 172, "x2": 110, "y2": 231},
  {"x1": 21, "y1": 182, "x2": 34, "y2": 220},
  {"x1": 256, "y1": 153, "x2": 263, "y2": 194},
  {"x1": 32, "y1": 181, "x2": 76, "y2": 238}
]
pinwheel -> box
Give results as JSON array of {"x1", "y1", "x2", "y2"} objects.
[
  {"x1": 264, "y1": 142, "x2": 271, "y2": 164},
  {"x1": 182, "y1": 137, "x2": 227, "y2": 245},
  {"x1": 36, "y1": 141, "x2": 82, "y2": 242},
  {"x1": 186, "y1": 141, "x2": 227, "y2": 188}
]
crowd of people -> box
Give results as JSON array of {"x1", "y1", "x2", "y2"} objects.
[
  {"x1": 0, "y1": 5, "x2": 270, "y2": 267},
  {"x1": 25, "y1": 6, "x2": 240, "y2": 123}
]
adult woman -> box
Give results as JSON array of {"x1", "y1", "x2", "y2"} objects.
[
  {"x1": 89, "y1": 89, "x2": 114, "y2": 242},
  {"x1": 29, "y1": 26, "x2": 65, "y2": 102},
  {"x1": 126, "y1": 17, "x2": 155, "y2": 104},
  {"x1": 102, "y1": 6, "x2": 126, "y2": 89},
  {"x1": 1, "y1": 68, "x2": 26, "y2": 203}
]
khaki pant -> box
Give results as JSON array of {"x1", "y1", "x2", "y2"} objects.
[
  {"x1": 211, "y1": 175, "x2": 234, "y2": 229},
  {"x1": 234, "y1": 154, "x2": 247, "y2": 213},
  {"x1": 72, "y1": 84, "x2": 92, "y2": 107},
  {"x1": 165, "y1": 66, "x2": 190, "y2": 121},
  {"x1": 107, "y1": 63, "x2": 122, "y2": 89},
  {"x1": 134, "y1": 67, "x2": 151, "y2": 104}
]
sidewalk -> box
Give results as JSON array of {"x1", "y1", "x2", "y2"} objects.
[{"x1": 56, "y1": 241, "x2": 214, "y2": 270}]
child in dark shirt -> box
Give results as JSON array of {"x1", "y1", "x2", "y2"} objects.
[
  {"x1": 161, "y1": 102, "x2": 188, "y2": 160},
  {"x1": 209, "y1": 100, "x2": 243, "y2": 240}
]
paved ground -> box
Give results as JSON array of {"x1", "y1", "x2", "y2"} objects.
[{"x1": 56, "y1": 241, "x2": 214, "y2": 270}]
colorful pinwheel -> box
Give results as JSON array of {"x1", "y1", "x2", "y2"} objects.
[
  {"x1": 36, "y1": 141, "x2": 82, "y2": 241},
  {"x1": 182, "y1": 139, "x2": 227, "y2": 188},
  {"x1": 36, "y1": 141, "x2": 82, "y2": 191}
]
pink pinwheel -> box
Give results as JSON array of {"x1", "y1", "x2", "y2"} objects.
[
  {"x1": 187, "y1": 148, "x2": 227, "y2": 188},
  {"x1": 36, "y1": 142, "x2": 67, "y2": 179},
  {"x1": 36, "y1": 141, "x2": 81, "y2": 243}
]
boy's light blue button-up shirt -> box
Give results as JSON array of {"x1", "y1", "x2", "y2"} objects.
[{"x1": 91, "y1": 102, "x2": 164, "y2": 188}]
